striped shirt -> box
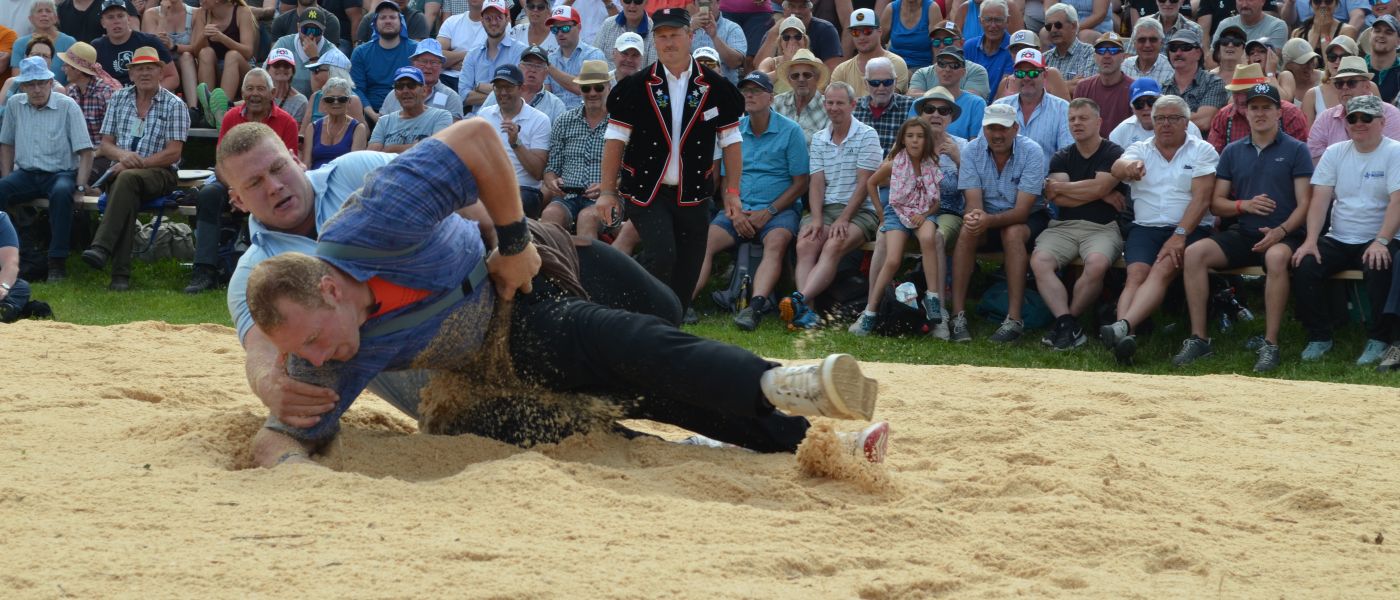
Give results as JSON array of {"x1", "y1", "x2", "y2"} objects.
[
  {"x1": 810, "y1": 120, "x2": 883, "y2": 209},
  {"x1": 546, "y1": 106, "x2": 607, "y2": 190},
  {"x1": 0, "y1": 91, "x2": 94, "y2": 172},
  {"x1": 771, "y1": 91, "x2": 829, "y2": 144},
  {"x1": 992, "y1": 92, "x2": 1073, "y2": 162},
  {"x1": 549, "y1": 42, "x2": 606, "y2": 109},
  {"x1": 853, "y1": 94, "x2": 916, "y2": 155},
  {"x1": 66, "y1": 75, "x2": 119, "y2": 146},
  {"x1": 98, "y1": 86, "x2": 190, "y2": 161},
  {"x1": 958, "y1": 134, "x2": 1048, "y2": 214}
]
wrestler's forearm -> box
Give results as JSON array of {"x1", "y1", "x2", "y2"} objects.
[
  {"x1": 243, "y1": 326, "x2": 285, "y2": 401},
  {"x1": 433, "y1": 119, "x2": 525, "y2": 225}
]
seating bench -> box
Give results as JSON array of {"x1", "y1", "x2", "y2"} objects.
[{"x1": 10, "y1": 195, "x2": 197, "y2": 217}]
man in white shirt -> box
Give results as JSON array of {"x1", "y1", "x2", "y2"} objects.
[
  {"x1": 1109, "y1": 77, "x2": 1203, "y2": 148},
  {"x1": 473, "y1": 64, "x2": 551, "y2": 217}
]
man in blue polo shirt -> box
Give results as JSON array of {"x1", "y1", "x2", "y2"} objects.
[
  {"x1": 693, "y1": 72, "x2": 809, "y2": 332},
  {"x1": 1172, "y1": 84, "x2": 1312, "y2": 373},
  {"x1": 963, "y1": 0, "x2": 1014, "y2": 101}
]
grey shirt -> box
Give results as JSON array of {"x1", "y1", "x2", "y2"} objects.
[
  {"x1": 1211, "y1": 15, "x2": 1289, "y2": 50},
  {"x1": 381, "y1": 82, "x2": 464, "y2": 120},
  {"x1": 368, "y1": 106, "x2": 454, "y2": 147},
  {"x1": 0, "y1": 91, "x2": 93, "y2": 172}
]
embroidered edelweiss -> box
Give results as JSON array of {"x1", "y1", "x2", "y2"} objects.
[
  {"x1": 654, "y1": 88, "x2": 669, "y2": 108},
  {"x1": 686, "y1": 89, "x2": 702, "y2": 107}
]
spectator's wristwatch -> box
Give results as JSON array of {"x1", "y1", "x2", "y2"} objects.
[
  {"x1": 767, "y1": 205, "x2": 780, "y2": 216},
  {"x1": 1377, "y1": 237, "x2": 1392, "y2": 247},
  {"x1": 76, "y1": 185, "x2": 86, "y2": 194},
  {"x1": 1173, "y1": 226, "x2": 1188, "y2": 236}
]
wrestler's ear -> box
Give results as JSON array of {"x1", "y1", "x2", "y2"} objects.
[{"x1": 319, "y1": 274, "x2": 340, "y2": 303}]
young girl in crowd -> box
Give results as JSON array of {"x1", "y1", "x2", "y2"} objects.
[{"x1": 850, "y1": 118, "x2": 946, "y2": 336}]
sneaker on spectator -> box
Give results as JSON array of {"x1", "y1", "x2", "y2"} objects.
[
  {"x1": 1244, "y1": 334, "x2": 1266, "y2": 351},
  {"x1": 949, "y1": 311, "x2": 972, "y2": 342},
  {"x1": 791, "y1": 308, "x2": 820, "y2": 330},
  {"x1": 208, "y1": 87, "x2": 230, "y2": 125},
  {"x1": 1376, "y1": 343, "x2": 1400, "y2": 373},
  {"x1": 1356, "y1": 339, "x2": 1388, "y2": 366},
  {"x1": 197, "y1": 83, "x2": 216, "y2": 130},
  {"x1": 931, "y1": 308, "x2": 950, "y2": 340},
  {"x1": 1253, "y1": 340, "x2": 1281, "y2": 373},
  {"x1": 988, "y1": 317, "x2": 1023, "y2": 343},
  {"x1": 1300, "y1": 340, "x2": 1333, "y2": 361},
  {"x1": 733, "y1": 297, "x2": 765, "y2": 331},
  {"x1": 187, "y1": 104, "x2": 207, "y2": 129},
  {"x1": 1100, "y1": 319, "x2": 1129, "y2": 348},
  {"x1": 1113, "y1": 334, "x2": 1137, "y2": 365},
  {"x1": 1172, "y1": 335, "x2": 1213, "y2": 367},
  {"x1": 682, "y1": 307, "x2": 699, "y2": 325},
  {"x1": 1040, "y1": 318, "x2": 1063, "y2": 347},
  {"x1": 923, "y1": 295, "x2": 942, "y2": 324},
  {"x1": 1053, "y1": 323, "x2": 1086, "y2": 351},
  {"x1": 779, "y1": 292, "x2": 807, "y2": 324},
  {"x1": 848, "y1": 312, "x2": 877, "y2": 336}
]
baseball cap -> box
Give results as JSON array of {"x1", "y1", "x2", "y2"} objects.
[
  {"x1": 1129, "y1": 77, "x2": 1162, "y2": 103},
  {"x1": 1214, "y1": 25, "x2": 1246, "y2": 44},
  {"x1": 1094, "y1": 31, "x2": 1124, "y2": 49},
  {"x1": 1244, "y1": 36, "x2": 1271, "y2": 53},
  {"x1": 412, "y1": 38, "x2": 446, "y2": 60},
  {"x1": 739, "y1": 71, "x2": 773, "y2": 93},
  {"x1": 482, "y1": 0, "x2": 508, "y2": 14},
  {"x1": 931, "y1": 20, "x2": 958, "y2": 36},
  {"x1": 1345, "y1": 95, "x2": 1384, "y2": 117},
  {"x1": 780, "y1": 15, "x2": 806, "y2": 34},
  {"x1": 1375, "y1": 14, "x2": 1400, "y2": 33},
  {"x1": 1325, "y1": 35, "x2": 1359, "y2": 57},
  {"x1": 521, "y1": 44, "x2": 549, "y2": 63},
  {"x1": 265, "y1": 47, "x2": 296, "y2": 67},
  {"x1": 1008, "y1": 29, "x2": 1039, "y2": 49},
  {"x1": 1244, "y1": 82, "x2": 1281, "y2": 106},
  {"x1": 14, "y1": 56, "x2": 54, "y2": 84},
  {"x1": 492, "y1": 64, "x2": 523, "y2": 85},
  {"x1": 652, "y1": 7, "x2": 690, "y2": 29},
  {"x1": 372, "y1": 0, "x2": 400, "y2": 13},
  {"x1": 1013, "y1": 48, "x2": 1044, "y2": 68},
  {"x1": 936, "y1": 47, "x2": 966, "y2": 65},
  {"x1": 299, "y1": 7, "x2": 328, "y2": 27},
  {"x1": 1282, "y1": 38, "x2": 1319, "y2": 65},
  {"x1": 849, "y1": 8, "x2": 877, "y2": 29},
  {"x1": 983, "y1": 103, "x2": 1018, "y2": 128},
  {"x1": 615, "y1": 31, "x2": 644, "y2": 54},
  {"x1": 1169, "y1": 29, "x2": 1202, "y2": 47},
  {"x1": 99, "y1": 0, "x2": 134, "y2": 16},
  {"x1": 692, "y1": 46, "x2": 720, "y2": 63},
  {"x1": 548, "y1": 5, "x2": 580, "y2": 24},
  {"x1": 394, "y1": 66, "x2": 424, "y2": 84},
  {"x1": 306, "y1": 47, "x2": 350, "y2": 70}
]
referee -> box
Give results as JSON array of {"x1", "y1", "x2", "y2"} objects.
[{"x1": 598, "y1": 7, "x2": 744, "y2": 314}]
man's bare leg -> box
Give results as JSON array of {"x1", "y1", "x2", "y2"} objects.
[{"x1": 252, "y1": 428, "x2": 323, "y2": 468}]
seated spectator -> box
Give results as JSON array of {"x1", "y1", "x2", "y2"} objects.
[
  {"x1": 1031, "y1": 98, "x2": 1125, "y2": 350},
  {"x1": 438, "y1": 0, "x2": 489, "y2": 92},
  {"x1": 542, "y1": 60, "x2": 610, "y2": 237},
  {"x1": 650, "y1": 0, "x2": 746, "y2": 84},
  {"x1": 1122, "y1": 17, "x2": 1174, "y2": 84},
  {"x1": 189, "y1": 0, "x2": 258, "y2": 103},
  {"x1": 908, "y1": 21, "x2": 991, "y2": 99},
  {"x1": 1073, "y1": 32, "x2": 1135, "y2": 138},
  {"x1": 1109, "y1": 77, "x2": 1203, "y2": 147},
  {"x1": 269, "y1": 7, "x2": 335, "y2": 98},
  {"x1": 780, "y1": 82, "x2": 882, "y2": 330},
  {"x1": 354, "y1": 0, "x2": 428, "y2": 42},
  {"x1": 381, "y1": 39, "x2": 464, "y2": 120},
  {"x1": 1140, "y1": 0, "x2": 1200, "y2": 41},
  {"x1": 481, "y1": 44, "x2": 565, "y2": 121},
  {"x1": 830, "y1": 8, "x2": 909, "y2": 96},
  {"x1": 878, "y1": 0, "x2": 943, "y2": 72},
  {"x1": 512, "y1": 0, "x2": 557, "y2": 54},
  {"x1": 265, "y1": 48, "x2": 308, "y2": 123},
  {"x1": 909, "y1": 85, "x2": 968, "y2": 338},
  {"x1": 301, "y1": 48, "x2": 364, "y2": 127},
  {"x1": 58, "y1": 0, "x2": 106, "y2": 50},
  {"x1": 694, "y1": 72, "x2": 809, "y2": 331},
  {"x1": 0, "y1": 35, "x2": 65, "y2": 116},
  {"x1": 910, "y1": 48, "x2": 986, "y2": 139},
  {"x1": 458, "y1": 0, "x2": 521, "y2": 112},
  {"x1": 595, "y1": 0, "x2": 651, "y2": 69},
  {"x1": 58, "y1": 41, "x2": 118, "y2": 180},
  {"x1": 545, "y1": 5, "x2": 605, "y2": 109},
  {"x1": 1306, "y1": 56, "x2": 1400, "y2": 162},
  {"x1": 852, "y1": 56, "x2": 916, "y2": 154},
  {"x1": 756, "y1": 0, "x2": 844, "y2": 71},
  {"x1": 1042, "y1": 3, "x2": 1098, "y2": 86},
  {"x1": 1367, "y1": 15, "x2": 1400, "y2": 103},
  {"x1": 83, "y1": 47, "x2": 189, "y2": 291},
  {"x1": 144, "y1": 0, "x2": 195, "y2": 115},
  {"x1": 1244, "y1": 38, "x2": 1294, "y2": 100},
  {"x1": 1172, "y1": 83, "x2": 1311, "y2": 371},
  {"x1": 1210, "y1": 0, "x2": 1287, "y2": 53},
  {"x1": 947, "y1": 103, "x2": 1050, "y2": 343},
  {"x1": 756, "y1": 16, "x2": 810, "y2": 93},
  {"x1": 1102, "y1": 94, "x2": 1218, "y2": 365},
  {"x1": 1292, "y1": 96, "x2": 1400, "y2": 365},
  {"x1": 772, "y1": 47, "x2": 830, "y2": 142},
  {"x1": 0, "y1": 57, "x2": 93, "y2": 282},
  {"x1": 93, "y1": 0, "x2": 177, "y2": 89},
  {"x1": 693, "y1": 45, "x2": 721, "y2": 73},
  {"x1": 1162, "y1": 29, "x2": 1227, "y2": 132},
  {"x1": 472, "y1": 64, "x2": 550, "y2": 216},
  {"x1": 301, "y1": 76, "x2": 366, "y2": 168},
  {"x1": 609, "y1": 31, "x2": 645, "y2": 82},
  {"x1": 1300, "y1": 35, "x2": 1357, "y2": 124},
  {"x1": 962, "y1": 0, "x2": 1013, "y2": 100},
  {"x1": 368, "y1": 66, "x2": 453, "y2": 153},
  {"x1": 0, "y1": 211, "x2": 33, "y2": 323},
  {"x1": 1208, "y1": 24, "x2": 1248, "y2": 80},
  {"x1": 993, "y1": 48, "x2": 1072, "y2": 161},
  {"x1": 13, "y1": 1, "x2": 75, "y2": 85},
  {"x1": 351, "y1": 0, "x2": 417, "y2": 123},
  {"x1": 270, "y1": 0, "x2": 341, "y2": 50},
  {"x1": 1206, "y1": 63, "x2": 1308, "y2": 151},
  {"x1": 1286, "y1": 0, "x2": 1362, "y2": 50},
  {"x1": 992, "y1": 29, "x2": 1071, "y2": 99},
  {"x1": 1278, "y1": 38, "x2": 1321, "y2": 106},
  {"x1": 561, "y1": 0, "x2": 617, "y2": 65},
  {"x1": 850, "y1": 117, "x2": 946, "y2": 336}
]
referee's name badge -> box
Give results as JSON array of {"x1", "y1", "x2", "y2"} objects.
[{"x1": 703, "y1": 107, "x2": 719, "y2": 121}]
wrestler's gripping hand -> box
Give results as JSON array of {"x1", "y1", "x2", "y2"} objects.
[{"x1": 488, "y1": 242, "x2": 542, "y2": 300}]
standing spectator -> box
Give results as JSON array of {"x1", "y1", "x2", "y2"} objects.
[
  {"x1": 1075, "y1": 32, "x2": 1135, "y2": 137},
  {"x1": 543, "y1": 60, "x2": 610, "y2": 237},
  {"x1": 380, "y1": 39, "x2": 464, "y2": 120},
  {"x1": 779, "y1": 82, "x2": 882, "y2": 330},
  {"x1": 830, "y1": 8, "x2": 910, "y2": 97},
  {"x1": 367, "y1": 66, "x2": 453, "y2": 152},
  {"x1": 1206, "y1": 63, "x2": 1308, "y2": 151},
  {"x1": 598, "y1": 7, "x2": 744, "y2": 313},
  {"x1": 1305, "y1": 56, "x2": 1400, "y2": 161},
  {"x1": 83, "y1": 47, "x2": 189, "y2": 291},
  {"x1": 1109, "y1": 77, "x2": 1204, "y2": 146},
  {"x1": 909, "y1": 21, "x2": 992, "y2": 99},
  {"x1": 609, "y1": 30, "x2": 644, "y2": 82},
  {"x1": 269, "y1": 8, "x2": 335, "y2": 97},
  {"x1": 439, "y1": 0, "x2": 489, "y2": 92},
  {"x1": 0, "y1": 56, "x2": 92, "y2": 281},
  {"x1": 852, "y1": 56, "x2": 916, "y2": 154},
  {"x1": 1102, "y1": 94, "x2": 1217, "y2": 365},
  {"x1": 595, "y1": 0, "x2": 651, "y2": 69},
  {"x1": 1161, "y1": 29, "x2": 1228, "y2": 131},
  {"x1": 301, "y1": 77, "x2": 365, "y2": 168},
  {"x1": 93, "y1": 0, "x2": 176, "y2": 88},
  {"x1": 963, "y1": 0, "x2": 1012, "y2": 100},
  {"x1": 946, "y1": 103, "x2": 1050, "y2": 343},
  {"x1": 474, "y1": 63, "x2": 550, "y2": 216},
  {"x1": 694, "y1": 71, "x2": 809, "y2": 331},
  {"x1": 1292, "y1": 96, "x2": 1400, "y2": 365},
  {"x1": 12, "y1": 1, "x2": 73, "y2": 85},
  {"x1": 270, "y1": 0, "x2": 341, "y2": 49},
  {"x1": 1043, "y1": 3, "x2": 1098, "y2": 86},
  {"x1": 755, "y1": 0, "x2": 843, "y2": 71},
  {"x1": 351, "y1": 0, "x2": 417, "y2": 123},
  {"x1": 772, "y1": 47, "x2": 829, "y2": 142},
  {"x1": 993, "y1": 48, "x2": 1072, "y2": 162},
  {"x1": 58, "y1": 0, "x2": 105, "y2": 48},
  {"x1": 458, "y1": 0, "x2": 520, "y2": 112},
  {"x1": 190, "y1": 0, "x2": 258, "y2": 102},
  {"x1": 511, "y1": 0, "x2": 557, "y2": 53},
  {"x1": 1368, "y1": 15, "x2": 1400, "y2": 102},
  {"x1": 880, "y1": 0, "x2": 943, "y2": 72},
  {"x1": 1123, "y1": 18, "x2": 1175, "y2": 83},
  {"x1": 1211, "y1": 0, "x2": 1287, "y2": 50},
  {"x1": 354, "y1": 0, "x2": 428, "y2": 42},
  {"x1": 545, "y1": 6, "x2": 605, "y2": 109},
  {"x1": 482, "y1": 44, "x2": 566, "y2": 121}
]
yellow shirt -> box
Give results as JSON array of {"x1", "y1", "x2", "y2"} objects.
[{"x1": 829, "y1": 50, "x2": 910, "y2": 98}]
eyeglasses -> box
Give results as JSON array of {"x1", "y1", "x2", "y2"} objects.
[
  {"x1": 1047, "y1": 21, "x2": 1069, "y2": 29},
  {"x1": 866, "y1": 78, "x2": 895, "y2": 88},
  {"x1": 1132, "y1": 96, "x2": 1157, "y2": 109},
  {"x1": 1152, "y1": 115, "x2": 1187, "y2": 124},
  {"x1": 620, "y1": 0, "x2": 646, "y2": 4},
  {"x1": 1326, "y1": 52, "x2": 1348, "y2": 62},
  {"x1": 787, "y1": 71, "x2": 816, "y2": 80},
  {"x1": 781, "y1": 33, "x2": 804, "y2": 42},
  {"x1": 393, "y1": 81, "x2": 421, "y2": 90},
  {"x1": 1218, "y1": 36, "x2": 1246, "y2": 47},
  {"x1": 311, "y1": 66, "x2": 328, "y2": 73},
  {"x1": 1334, "y1": 77, "x2": 1367, "y2": 89},
  {"x1": 1167, "y1": 43, "x2": 1196, "y2": 53},
  {"x1": 550, "y1": 24, "x2": 574, "y2": 34},
  {"x1": 580, "y1": 83, "x2": 607, "y2": 93},
  {"x1": 920, "y1": 104, "x2": 954, "y2": 115},
  {"x1": 301, "y1": 26, "x2": 322, "y2": 37},
  {"x1": 1159, "y1": 0, "x2": 1180, "y2": 4},
  {"x1": 1347, "y1": 112, "x2": 1377, "y2": 124},
  {"x1": 324, "y1": 95, "x2": 350, "y2": 104},
  {"x1": 1095, "y1": 46, "x2": 1123, "y2": 55},
  {"x1": 850, "y1": 27, "x2": 876, "y2": 37},
  {"x1": 526, "y1": 2, "x2": 549, "y2": 9},
  {"x1": 935, "y1": 61, "x2": 963, "y2": 69},
  {"x1": 930, "y1": 35, "x2": 956, "y2": 46},
  {"x1": 981, "y1": 15, "x2": 1007, "y2": 24},
  {"x1": 1013, "y1": 68, "x2": 1041, "y2": 79}
]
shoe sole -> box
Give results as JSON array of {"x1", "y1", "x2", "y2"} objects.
[
  {"x1": 1113, "y1": 336, "x2": 1137, "y2": 366},
  {"x1": 989, "y1": 331, "x2": 1022, "y2": 344},
  {"x1": 1173, "y1": 349, "x2": 1213, "y2": 368},
  {"x1": 858, "y1": 421, "x2": 890, "y2": 463},
  {"x1": 819, "y1": 353, "x2": 878, "y2": 421},
  {"x1": 1099, "y1": 323, "x2": 1118, "y2": 349},
  {"x1": 778, "y1": 297, "x2": 796, "y2": 323}
]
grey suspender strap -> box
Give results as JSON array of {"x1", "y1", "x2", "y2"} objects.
[{"x1": 314, "y1": 239, "x2": 490, "y2": 339}]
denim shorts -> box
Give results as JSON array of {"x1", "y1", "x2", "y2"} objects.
[
  {"x1": 713, "y1": 209, "x2": 799, "y2": 242},
  {"x1": 1123, "y1": 223, "x2": 1212, "y2": 266},
  {"x1": 550, "y1": 194, "x2": 595, "y2": 221}
]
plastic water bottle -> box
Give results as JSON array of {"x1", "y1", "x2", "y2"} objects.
[{"x1": 894, "y1": 282, "x2": 919, "y2": 309}]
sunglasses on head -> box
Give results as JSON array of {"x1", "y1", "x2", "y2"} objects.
[
  {"x1": 788, "y1": 71, "x2": 815, "y2": 80},
  {"x1": 1219, "y1": 36, "x2": 1246, "y2": 47},
  {"x1": 1132, "y1": 96, "x2": 1157, "y2": 109},
  {"x1": 920, "y1": 104, "x2": 954, "y2": 115},
  {"x1": 1347, "y1": 112, "x2": 1377, "y2": 124},
  {"x1": 1334, "y1": 77, "x2": 1367, "y2": 89},
  {"x1": 1167, "y1": 43, "x2": 1196, "y2": 53},
  {"x1": 781, "y1": 32, "x2": 804, "y2": 41},
  {"x1": 850, "y1": 27, "x2": 876, "y2": 37},
  {"x1": 301, "y1": 26, "x2": 322, "y2": 37},
  {"x1": 930, "y1": 35, "x2": 956, "y2": 46},
  {"x1": 866, "y1": 78, "x2": 895, "y2": 88},
  {"x1": 550, "y1": 24, "x2": 574, "y2": 34},
  {"x1": 1095, "y1": 46, "x2": 1123, "y2": 55},
  {"x1": 580, "y1": 83, "x2": 606, "y2": 93},
  {"x1": 1326, "y1": 51, "x2": 1349, "y2": 61},
  {"x1": 1013, "y1": 68, "x2": 1041, "y2": 79},
  {"x1": 324, "y1": 95, "x2": 350, "y2": 104}
]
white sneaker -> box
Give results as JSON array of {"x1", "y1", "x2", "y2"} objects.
[
  {"x1": 837, "y1": 421, "x2": 891, "y2": 463},
  {"x1": 931, "y1": 308, "x2": 950, "y2": 340},
  {"x1": 760, "y1": 353, "x2": 879, "y2": 420}
]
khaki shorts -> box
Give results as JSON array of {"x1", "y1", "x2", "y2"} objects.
[
  {"x1": 936, "y1": 213, "x2": 962, "y2": 248},
  {"x1": 1033, "y1": 219, "x2": 1124, "y2": 268},
  {"x1": 801, "y1": 202, "x2": 880, "y2": 242}
]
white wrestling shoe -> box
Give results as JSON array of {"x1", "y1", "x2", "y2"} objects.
[
  {"x1": 760, "y1": 353, "x2": 879, "y2": 421},
  {"x1": 838, "y1": 421, "x2": 891, "y2": 463}
]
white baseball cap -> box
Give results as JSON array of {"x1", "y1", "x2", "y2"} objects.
[
  {"x1": 983, "y1": 103, "x2": 1018, "y2": 128},
  {"x1": 615, "y1": 31, "x2": 644, "y2": 54},
  {"x1": 849, "y1": 8, "x2": 877, "y2": 29},
  {"x1": 1014, "y1": 48, "x2": 1045, "y2": 68}
]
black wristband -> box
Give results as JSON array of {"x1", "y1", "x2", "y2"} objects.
[{"x1": 495, "y1": 219, "x2": 532, "y2": 256}]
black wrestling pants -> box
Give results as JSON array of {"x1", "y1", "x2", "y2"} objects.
[
  {"x1": 627, "y1": 192, "x2": 711, "y2": 312},
  {"x1": 507, "y1": 240, "x2": 811, "y2": 453}
]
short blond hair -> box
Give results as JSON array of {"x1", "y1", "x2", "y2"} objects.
[
  {"x1": 246, "y1": 252, "x2": 332, "y2": 333},
  {"x1": 217, "y1": 122, "x2": 282, "y2": 173}
]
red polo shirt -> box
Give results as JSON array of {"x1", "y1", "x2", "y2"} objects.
[{"x1": 217, "y1": 104, "x2": 300, "y2": 152}]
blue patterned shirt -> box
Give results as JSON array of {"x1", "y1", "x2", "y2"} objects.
[
  {"x1": 549, "y1": 42, "x2": 606, "y2": 109},
  {"x1": 992, "y1": 92, "x2": 1073, "y2": 163},
  {"x1": 459, "y1": 37, "x2": 525, "y2": 102},
  {"x1": 958, "y1": 134, "x2": 1048, "y2": 214}
]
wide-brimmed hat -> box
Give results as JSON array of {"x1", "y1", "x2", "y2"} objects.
[
  {"x1": 412, "y1": 38, "x2": 446, "y2": 60},
  {"x1": 776, "y1": 48, "x2": 829, "y2": 90},
  {"x1": 1335, "y1": 55, "x2": 1374, "y2": 80},
  {"x1": 575, "y1": 60, "x2": 610, "y2": 86},
  {"x1": 913, "y1": 86, "x2": 961, "y2": 121},
  {"x1": 14, "y1": 56, "x2": 54, "y2": 84},
  {"x1": 58, "y1": 41, "x2": 100, "y2": 76},
  {"x1": 1224, "y1": 63, "x2": 1269, "y2": 91},
  {"x1": 129, "y1": 46, "x2": 164, "y2": 68}
]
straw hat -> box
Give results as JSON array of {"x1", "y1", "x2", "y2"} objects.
[
  {"x1": 129, "y1": 46, "x2": 165, "y2": 68},
  {"x1": 1223, "y1": 63, "x2": 1268, "y2": 91},
  {"x1": 58, "y1": 41, "x2": 99, "y2": 76},
  {"x1": 776, "y1": 48, "x2": 829, "y2": 91},
  {"x1": 913, "y1": 86, "x2": 962, "y2": 121}
]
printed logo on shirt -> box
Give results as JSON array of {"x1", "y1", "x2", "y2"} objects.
[{"x1": 1364, "y1": 170, "x2": 1385, "y2": 179}]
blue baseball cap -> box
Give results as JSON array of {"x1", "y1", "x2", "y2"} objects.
[
  {"x1": 1130, "y1": 77, "x2": 1162, "y2": 103},
  {"x1": 393, "y1": 66, "x2": 424, "y2": 84},
  {"x1": 412, "y1": 38, "x2": 445, "y2": 60},
  {"x1": 492, "y1": 64, "x2": 523, "y2": 85}
]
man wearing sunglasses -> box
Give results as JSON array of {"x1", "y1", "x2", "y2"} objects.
[
  {"x1": 992, "y1": 48, "x2": 1072, "y2": 162},
  {"x1": 852, "y1": 56, "x2": 916, "y2": 154},
  {"x1": 1123, "y1": 18, "x2": 1175, "y2": 83},
  {"x1": 1210, "y1": 0, "x2": 1287, "y2": 52},
  {"x1": 908, "y1": 21, "x2": 992, "y2": 99},
  {"x1": 909, "y1": 48, "x2": 986, "y2": 139},
  {"x1": 1043, "y1": 3, "x2": 1098, "y2": 87},
  {"x1": 1205, "y1": 62, "x2": 1309, "y2": 152},
  {"x1": 1161, "y1": 29, "x2": 1228, "y2": 131},
  {"x1": 1367, "y1": 14, "x2": 1400, "y2": 103},
  {"x1": 271, "y1": 0, "x2": 341, "y2": 51},
  {"x1": 1294, "y1": 95, "x2": 1400, "y2": 366},
  {"x1": 381, "y1": 39, "x2": 465, "y2": 121},
  {"x1": 544, "y1": 60, "x2": 611, "y2": 238},
  {"x1": 545, "y1": 5, "x2": 606, "y2": 109},
  {"x1": 830, "y1": 8, "x2": 909, "y2": 97},
  {"x1": 1306, "y1": 55, "x2": 1400, "y2": 160},
  {"x1": 773, "y1": 47, "x2": 830, "y2": 142},
  {"x1": 1109, "y1": 77, "x2": 1205, "y2": 147},
  {"x1": 270, "y1": 6, "x2": 336, "y2": 97},
  {"x1": 1075, "y1": 32, "x2": 1136, "y2": 137}
]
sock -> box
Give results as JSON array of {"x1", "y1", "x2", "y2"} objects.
[
  {"x1": 863, "y1": 310, "x2": 877, "y2": 317},
  {"x1": 924, "y1": 291, "x2": 939, "y2": 300}
]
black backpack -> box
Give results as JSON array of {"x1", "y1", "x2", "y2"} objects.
[{"x1": 874, "y1": 267, "x2": 931, "y2": 337}]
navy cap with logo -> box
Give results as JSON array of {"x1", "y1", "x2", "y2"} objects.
[
  {"x1": 100, "y1": 0, "x2": 135, "y2": 16},
  {"x1": 521, "y1": 44, "x2": 549, "y2": 64},
  {"x1": 652, "y1": 7, "x2": 691, "y2": 29},
  {"x1": 1245, "y1": 82, "x2": 1281, "y2": 106},
  {"x1": 740, "y1": 71, "x2": 773, "y2": 93},
  {"x1": 492, "y1": 64, "x2": 523, "y2": 85}
]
